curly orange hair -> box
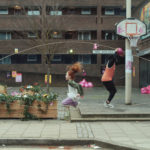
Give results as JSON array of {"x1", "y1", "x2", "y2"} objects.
[{"x1": 67, "y1": 62, "x2": 82, "y2": 80}]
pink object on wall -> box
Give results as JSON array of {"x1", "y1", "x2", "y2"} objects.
[{"x1": 93, "y1": 43, "x2": 98, "y2": 50}]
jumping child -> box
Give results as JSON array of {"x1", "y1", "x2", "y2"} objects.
[
  {"x1": 62, "y1": 62, "x2": 84, "y2": 107},
  {"x1": 101, "y1": 48, "x2": 124, "y2": 108}
]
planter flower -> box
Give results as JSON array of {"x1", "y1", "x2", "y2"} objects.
[
  {"x1": 0, "y1": 85, "x2": 7, "y2": 94},
  {"x1": 0, "y1": 84, "x2": 58, "y2": 120},
  {"x1": 11, "y1": 92, "x2": 21, "y2": 97},
  {"x1": 20, "y1": 83, "x2": 42, "y2": 95}
]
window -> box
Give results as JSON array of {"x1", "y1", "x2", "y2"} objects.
[
  {"x1": 51, "y1": 54, "x2": 96, "y2": 64},
  {"x1": 101, "y1": 54, "x2": 111, "y2": 65},
  {"x1": 102, "y1": 7, "x2": 122, "y2": 16},
  {"x1": 51, "y1": 31, "x2": 62, "y2": 39},
  {"x1": 53, "y1": 55, "x2": 62, "y2": 61},
  {"x1": 81, "y1": 9, "x2": 91, "y2": 15},
  {"x1": 0, "y1": 55, "x2": 11, "y2": 64},
  {"x1": 28, "y1": 32, "x2": 37, "y2": 38},
  {"x1": 78, "y1": 31, "x2": 91, "y2": 40},
  {"x1": 62, "y1": 55, "x2": 78, "y2": 64},
  {"x1": 50, "y1": 10, "x2": 62, "y2": 15},
  {"x1": 14, "y1": 9, "x2": 22, "y2": 15},
  {"x1": 0, "y1": 32, "x2": 11, "y2": 40},
  {"x1": 105, "y1": 32, "x2": 114, "y2": 40},
  {"x1": 65, "y1": 31, "x2": 77, "y2": 39},
  {"x1": 120, "y1": 9, "x2": 126, "y2": 16},
  {"x1": 0, "y1": 7, "x2": 8, "y2": 14},
  {"x1": 28, "y1": 10, "x2": 40, "y2": 15},
  {"x1": 78, "y1": 55, "x2": 91, "y2": 64},
  {"x1": 102, "y1": 31, "x2": 119, "y2": 40},
  {"x1": 27, "y1": 55, "x2": 37, "y2": 62},
  {"x1": 105, "y1": 8, "x2": 114, "y2": 15},
  {"x1": 52, "y1": 55, "x2": 62, "y2": 62},
  {"x1": 11, "y1": 55, "x2": 41, "y2": 64},
  {"x1": 91, "y1": 31, "x2": 97, "y2": 40}
]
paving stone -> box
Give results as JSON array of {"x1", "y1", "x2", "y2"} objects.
[{"x1": 2, "y1": 87, "x2": 150, "y2": 150}]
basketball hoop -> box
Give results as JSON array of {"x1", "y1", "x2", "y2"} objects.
[
  {"x1": 127, "y1": 36, "x2": 140, "y2": 47},
  {"x1": 116, "y1": 18, "x2": 147, "y2": 48}
]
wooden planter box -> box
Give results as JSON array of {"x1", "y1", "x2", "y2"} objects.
[{"x1": 0, "y1": 100, "x2": 57, "y2": 119}]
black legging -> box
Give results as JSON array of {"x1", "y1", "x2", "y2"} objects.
[{"x1": 103, "y1": 81, "x2": 117, "y2": 102}]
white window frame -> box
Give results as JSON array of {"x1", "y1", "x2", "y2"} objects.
[
  {"x1": 27, "y1": 55, "x2": 37, "y2": 62},
  {"x1": 28, "y1": 32, "x2": 37, "y2": 38},
  {"x1": 78, "y1": 31, "x2": 91, "y2": 40},
  {"x1": 105, "y1": 8, "x2": 115, "y2": 15},
  {"x1": 0, "y1": 8, "x2": 8, "y2": 15},
  {"x1": 27, "y1": 10, "x2": 40, "y2": 15},
  {"x1": 50, "y1": 10, "x2": 62, "y2": 15},
  {"x1": 81, "y1": 9, "x2": 91, "y2": 15},
  {"x1": 0, "y1": 32, "x2": 11, "y2": 40}
]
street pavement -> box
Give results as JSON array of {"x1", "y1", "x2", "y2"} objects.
[
  {"x1": 0, "y1": 120, "x2": 150, "y2": 149},
  {"x1": 1, "y1": 86, "x2": 150, "y2": 150},
  {"x1": 0, "y1": 145, "x2": 111, "y2": 150},
  {"x1": 74, "y1": 87, "x2": 150, "y2": 121}
]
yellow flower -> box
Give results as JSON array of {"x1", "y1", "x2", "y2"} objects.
[{"x1": 43, "y1": 94, "x2": 48, "y2": 98}]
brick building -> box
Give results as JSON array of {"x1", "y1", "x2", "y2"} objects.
[{"x1": 0, "y1": 0, "x2": 147, "y2": 87}]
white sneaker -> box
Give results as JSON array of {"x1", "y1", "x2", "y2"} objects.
[{"x1": 104, "y1": 102, "x2": 114, "y2": 108}]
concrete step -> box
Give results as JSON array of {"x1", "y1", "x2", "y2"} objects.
[
  {"x1": 70, "y1": 108, "x2": 150, "y2": 122},
  {"x1": 77, "y1": 103, "x2": 150, "y2": 119}
]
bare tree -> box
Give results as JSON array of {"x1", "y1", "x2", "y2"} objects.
[{"x1": 12, "y1": 0, "x2": 64, "y2": 92}]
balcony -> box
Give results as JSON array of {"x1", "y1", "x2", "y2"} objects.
[
  {"x1": 0, "y1": 15, "x2": 41, "y2": 30},
  {"x1": 47, "y1": 15, "x2": 97, "y2": 30},
  {"x1": 99, "y1": 40, "x2": 125, "y2": 49},
  {"x1": 0, "y1": 0, "x2": 98, "y2": 7},
  {"x1": 0, "y1": 63, "x2": 99, "y2": 76},
  {"x1": 100, "y1": 16, "x2": 125, "y2": 30},
  {"x1": 0, "y1": 38, "x2": 125, "y2": 54},
  {"x1": 0, "y1": 15, "x2": 97, "y2": 31},
  {"x1": 0, "y1": 39, "x2": 97, "y2": 54}
]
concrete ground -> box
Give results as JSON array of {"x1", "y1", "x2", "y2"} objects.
[
  {"x1": 0, "y1": 145, "x2": 111, "y2": 150},
  {"x1": 1, "y1": 86, "x2": 150, "y2": 150},
  {"x1": 0, "y1": 120, "x2": 149, "y2": 150}
]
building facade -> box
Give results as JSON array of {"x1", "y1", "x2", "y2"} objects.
[
  {"x1": 0, "y1": 0, "x2": 145, "y2": 86},
  {"x1": 132, "y1": 0, "x2": 150, "y2": 88}
]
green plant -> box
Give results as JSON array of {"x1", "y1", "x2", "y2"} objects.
[
  {"x1": 0, "y1": 83, "x2": 58, "y2": 120},
  {"x1": 37, "y1": 92, "x2": 58, "y2": 114},
  {"x1": 0, "y1": 94, "x2": 19, "y2": 113},
  {"x1": 0, "y1": 92, "x2": 58, "y2": 120},
  {"x1": 19, "y1": 83, "x2": 42, "y2": 93}
]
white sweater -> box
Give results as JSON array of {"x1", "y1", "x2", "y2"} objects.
[{"x1": 67, "y1": 84, "x2": 79, "y2": 100}]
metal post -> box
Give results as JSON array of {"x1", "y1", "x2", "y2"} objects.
[{"x1": 125, "y1": 0, "x2": 132, "y2": 104}]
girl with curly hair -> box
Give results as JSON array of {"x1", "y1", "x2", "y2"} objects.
[{"x1": 62, "y1": 62, "x2": 84, "y2": 107}]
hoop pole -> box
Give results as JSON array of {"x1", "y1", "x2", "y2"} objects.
[{"x1": 125, "y1": 0, "x2": 132, "y2": 105}]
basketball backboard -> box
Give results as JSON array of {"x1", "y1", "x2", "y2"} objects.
[
  {"x1": 116, "y1": 18, "x2": 147, "y2": 47},
  {"x1": 116, "y1": 18, "x2": 147, "y2": 37}
]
